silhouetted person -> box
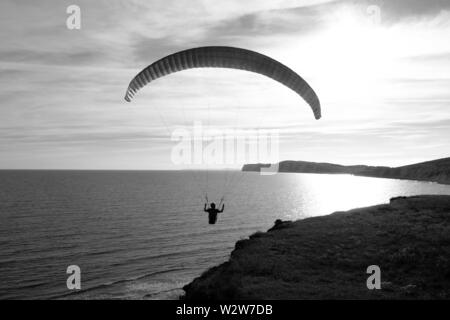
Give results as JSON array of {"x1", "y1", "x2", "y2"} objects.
[{"x1": 204, "y1": 202, "x2": 224, "y2": 224}]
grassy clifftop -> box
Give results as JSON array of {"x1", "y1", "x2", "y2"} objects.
[{"x1": 182, "y1": 195, "x2": 450, "y2": 299}]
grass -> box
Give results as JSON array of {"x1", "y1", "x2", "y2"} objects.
[{"x1": 182, "y1": 195, "x2": 450, "y2": 299}]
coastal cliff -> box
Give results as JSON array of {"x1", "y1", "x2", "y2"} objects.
[
  {"x1": 182, "y1": 195, "x2": 450, "y2": 299},
  {"x1": 242, "y1": 157, "x2": 450, "y2": 185}
]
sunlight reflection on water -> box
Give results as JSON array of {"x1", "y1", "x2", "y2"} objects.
[{"x1": 1, "y1": 170, "x2": 450, "y2": 299}]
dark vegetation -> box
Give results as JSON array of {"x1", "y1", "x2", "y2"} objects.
[
  {"x1": 242, "y1": 157, "x2": 450, "y2": 185},
  {"x1": 183, "y1": 196, "x2": 450, "y2": 299}
]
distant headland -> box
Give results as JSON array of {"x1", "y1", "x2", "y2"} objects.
[
  {"x1": 242, "y1": 157, "x2": 450, "y2": 185},
  {"x1": 182, "y1": 195, "x2": 450, "y2": 299}
]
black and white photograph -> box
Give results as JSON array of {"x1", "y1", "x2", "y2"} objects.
[{"x1": 1, "y1": 0, "x2": 450, "y2": 310}]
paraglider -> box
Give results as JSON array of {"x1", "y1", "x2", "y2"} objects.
[
  {"x1": 124, "y1": 46, "x2": 322, "y2": 224},
  {"x1": 124, "y1": 46, "x2": 321, "y2": 119},
  {"x1": 204, "y1": 202, "x2": 225, "y2": 225}
]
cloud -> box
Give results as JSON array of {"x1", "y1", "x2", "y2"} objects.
[
  {"x1": 201, "y1": 4, "x2": 330, "y2": 44},
  {"x1": 0, "y1": 0, "x2": 449, "y2": 169},
  {"x1": 0, "y1": 49, "x2": 105, "y2": 66},
  {"x1": 330, "y1": 0, "x2": 450, "y2": 24},
  {"x1": 403, "y1": 51, "x2": 450, "y2": 63},
  {"x1": 374, "y1": 0, "x2": 450, "y2": 21}
]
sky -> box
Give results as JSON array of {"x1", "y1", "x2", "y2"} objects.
[{"x1": 0, "y1": 0, "x2": 449, "y2": 169}]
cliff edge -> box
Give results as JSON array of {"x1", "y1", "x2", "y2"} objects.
[{"x1": 183, "y1": 195, "x2": 450, "y2": 299}]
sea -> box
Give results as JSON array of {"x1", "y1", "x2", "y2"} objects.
[{"x1": 1, "y1": 170, "x2": 450, "y2": 299}]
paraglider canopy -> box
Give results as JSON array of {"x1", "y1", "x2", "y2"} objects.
[{"x1": 124, "y1": 46, "x2": 321, "y2": 119}]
